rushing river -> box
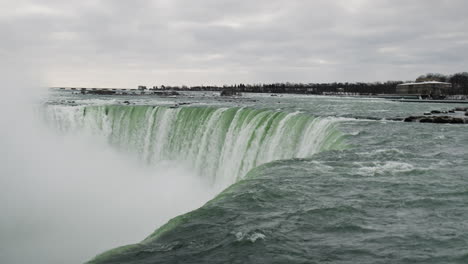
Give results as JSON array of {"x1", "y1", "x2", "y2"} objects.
[{"x1": 2, "y1": 91, "x2": 468, "y2": 263}]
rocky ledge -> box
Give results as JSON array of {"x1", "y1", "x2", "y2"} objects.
[
  {"x1": 404, "y1": 115, "x2": 467, "y2": 124},
  {"x1": 404, "y1": 107, "x2": 468, "y2": 124}
]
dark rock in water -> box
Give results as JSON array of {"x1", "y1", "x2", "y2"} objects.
[
  {"x1": 431, "y1": 110, "x2": 442, "y2": 114},
  {"x1": 362, "y1": 116, "x2": 382, "y2": 121},
  {"x1": 451, "y1": 118, "x2": 465, "y2": 124},
  {"x1": 466, "y1": 111, "x2": 468, "y2": 116},
  {"x1": 455, "y1": 107, "x2": 468, "y2": 111},
  {"x1": 432, "y1": 116, "x2": 451, "y2": 123},
  {"x1": 449, "y1": 109, "x2": 455, "y2": 113},
  {"x1": 123, "y1": 101, "x2": 130, "y2": 104},
  {"x1": 420, "y1": 118, "x2": 434, "y2": 123},
  {"x1": 424, "y1": 112, "x2": 431, "y2": 116},
  {"x1": 387, "y1": 117, "x2": 404, "y2": 121},
  {"x1": 404, "y1": 116, "x2": 419, "y2": 122},
  {"x1": 404, "y1": 115, "x2": 466, "y2": 124}
]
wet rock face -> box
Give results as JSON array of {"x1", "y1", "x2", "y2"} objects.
[
  {"x1": 404, "y1": 115, "x2": 467, "y2": 124},
  {"x1": 403, "y1": 106, "x2": 468, "y2": 124},
  {"x1": 404, "y1": 116, "x2": 419, "y2": 122},
  {"x1": 433, "y1": 116, "x2": 465, "y2": 124},
  {"x1": 455, "y1": 107, "x2": 468, "y2": 112}
]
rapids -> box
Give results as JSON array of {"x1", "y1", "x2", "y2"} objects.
[{"x1": 3, "y1": 91, "x2": 467, "y2": 264}]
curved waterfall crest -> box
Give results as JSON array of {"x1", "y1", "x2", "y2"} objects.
[{"x1": 46, "y1": 105, "x2": 344, "y2": 188}]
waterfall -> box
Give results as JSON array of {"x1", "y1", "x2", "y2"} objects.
[{"x1": 46, "y1": 105, "x2": 343, "y2": 188}]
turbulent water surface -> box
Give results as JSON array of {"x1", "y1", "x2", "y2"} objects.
[{"x1": 28, "y1": 92, "x2": 468, "y2": 263}]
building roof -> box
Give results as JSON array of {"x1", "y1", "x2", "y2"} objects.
[{"x1": 397, "y1": 81, "x2": 452, "y2": 86}]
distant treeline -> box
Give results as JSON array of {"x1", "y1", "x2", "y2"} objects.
[
  {"x1": 153, "y1": 72, "x2": 468, "y2": 95},
  {"x1": 156, "y1": 81, "x2": 401, "y2": 95}
]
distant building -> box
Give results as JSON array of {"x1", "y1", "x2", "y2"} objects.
[
  {"x1": 138, "y1": 85, "x2": 147, "y2": 90},
  {"x1": 396, "y1": 81, "x2": 452, "y2": 98}
]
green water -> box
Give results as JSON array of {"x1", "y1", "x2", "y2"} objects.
[
  {"x1": 46, "y1": 91, "x2": 468, "y2": 263},
  {"x1": 47, "y1": 105, "x2": 344, "y2": 189}
]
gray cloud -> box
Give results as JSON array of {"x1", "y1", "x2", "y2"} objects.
[{"x1": 2, "y1": 0, "x2": 468, "y2": 86}]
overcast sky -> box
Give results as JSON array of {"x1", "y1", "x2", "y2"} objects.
[{"x1": 2, "y1": 0, "x2": 468, "y2": 87}]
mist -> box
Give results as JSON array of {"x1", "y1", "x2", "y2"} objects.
[{"x1": 0, "y1": 61, "x2": 215, "y2": 263}]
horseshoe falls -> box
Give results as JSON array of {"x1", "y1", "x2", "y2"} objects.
[
  {"x1": 2, "y1": 91, "x2": 468, "y2": 264},
  {"x1": 47, "y1": 105, "x2": 344, "y2": 189}
]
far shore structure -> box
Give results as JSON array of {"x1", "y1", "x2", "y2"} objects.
[{"x1": 396, "y1": 81, "x2": 452, "y2": 99}]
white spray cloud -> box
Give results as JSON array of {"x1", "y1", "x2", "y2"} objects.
[{"x1": 0, "y1": 58, "x2": 214, "y2": 263}]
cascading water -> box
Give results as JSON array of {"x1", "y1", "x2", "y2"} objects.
[
  {"x1": 7, "y1": 93, "x2": 467, "y2": 264},
  {"x1": 46, "y1": 105, "x2": 344, "y2": 189}
]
